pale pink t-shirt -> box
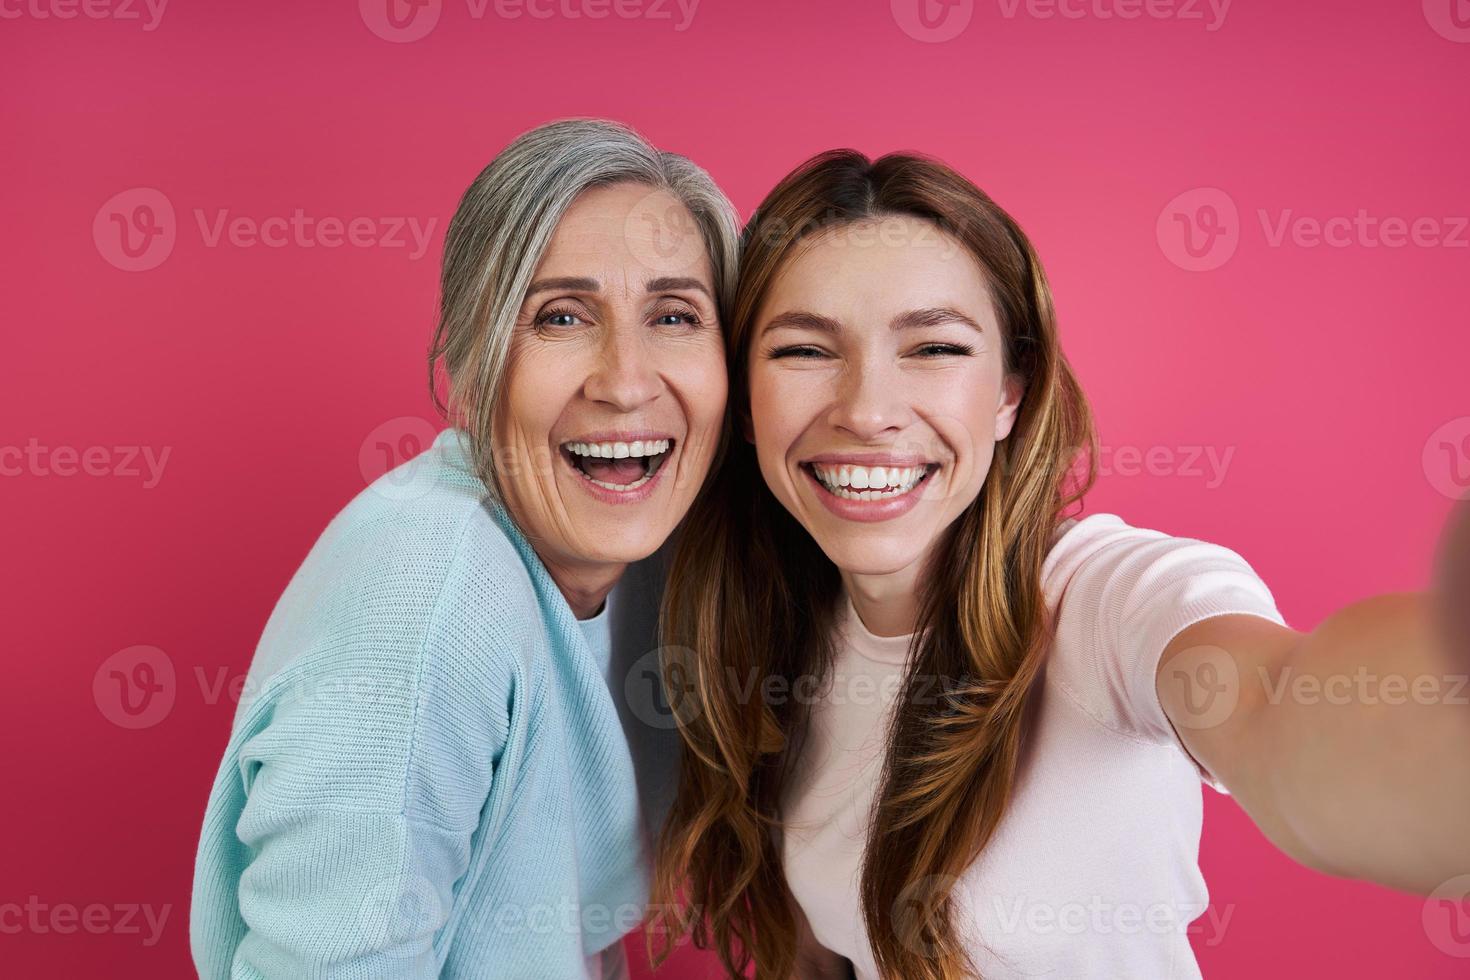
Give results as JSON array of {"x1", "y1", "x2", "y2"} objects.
[{"x1": 780, "y1": 513, "x2": 1288, "y2": 980}]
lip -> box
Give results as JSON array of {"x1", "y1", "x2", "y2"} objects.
[
  {"x1": 558, "y1": 432, "x2": 678, "y2": 506},
  {"x1": 561, "y1": 430, "x2": 676, "y2": 446},
  {"x1": 802, "y1": 451, "x2": 934, "y2": 468},
  {"x1": 800, "y1": 461, "x2": 936, "y2": 523}
]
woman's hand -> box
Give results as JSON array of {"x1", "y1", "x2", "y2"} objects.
[
  {"x1": 1436, "y1": 499, "x2": 1470, "y2": 672},
  {"x1": 1157, "y1": 498, "x2": 1470, "y2": 894}
]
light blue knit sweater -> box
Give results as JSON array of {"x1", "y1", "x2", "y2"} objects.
[{"x1": 190, "y1": 429, "x2": 680, "y2": 979}]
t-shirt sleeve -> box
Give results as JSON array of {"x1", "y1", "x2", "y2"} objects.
[{"x1": 1042, "y1": 514, "x2": 1288, "y2": 794}]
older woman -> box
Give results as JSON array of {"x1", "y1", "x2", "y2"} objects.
[{"x1": 190, "y1": 119, "x2": 738, "y2": 979}]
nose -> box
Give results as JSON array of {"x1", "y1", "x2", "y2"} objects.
[
  {"x1": 582, "y1": 322, "x2": 663, "y2": 412},
  {"x1": 826, "y1": 355, "x2": 910, "y2": 441}
]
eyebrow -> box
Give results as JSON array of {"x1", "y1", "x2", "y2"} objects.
[
  {"x1": 525, "y1": 275, "x2": 713, "y2": 299},
  {"x1": 760, "y1": 307, "x2": 984, "y2": 336}
]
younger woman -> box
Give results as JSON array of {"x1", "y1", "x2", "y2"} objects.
[{"x1": 649, "y1": 150, "x2": 1470, "y2": 979}]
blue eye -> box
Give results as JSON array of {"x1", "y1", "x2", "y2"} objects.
[
  {"x1": 653, "y1": 305, "x2": 703, "y2": 328},
  {"x1": 536, "y1": 306, "x2": 583, "y2": 329}
]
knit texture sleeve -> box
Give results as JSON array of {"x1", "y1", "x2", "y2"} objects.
[
  {"x1": 199, "y1": 509, "x2": 535, "y2": 979},
  {"x1": 1042, "y1": 514, "x2": 1288, "y2": 793}
]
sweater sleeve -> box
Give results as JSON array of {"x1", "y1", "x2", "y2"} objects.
[
  {"x1": 211, "y1": 521, "x2": 527, "y2": 978},
  {"x1": 1043, "y1": 514, "x2": 1288, "y2": 793}
]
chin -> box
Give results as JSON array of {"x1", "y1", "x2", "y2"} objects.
[
  {"x1": 813, "y1": 534, "x2": 927, "y2": 579},
  {"x1": 574, "y1": 523, "x2": 667, "y2": 565}
]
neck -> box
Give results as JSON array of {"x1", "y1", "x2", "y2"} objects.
[
  {"x1": 841, "y1": 559, "x2": 926, "y2": 638},
  {"x1": 541, "y1": 556, "x2": 625, "y2": 620}
]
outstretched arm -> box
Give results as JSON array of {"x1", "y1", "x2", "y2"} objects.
[{"x1": 1157, "y1": 500, "x2": 1470, "y2": 894}]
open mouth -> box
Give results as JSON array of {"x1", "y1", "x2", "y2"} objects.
[
  {"x1": 803, "y1": 461, "x2": 937, "y2": 501},
  {"x1": 561, "y1": 438, "x2": 675, "y2": 492}
]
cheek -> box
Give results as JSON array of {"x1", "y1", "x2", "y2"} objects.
[
  {"x1": 747, "y1": 367, "x2": 820, "y2": 492},
  {"x1": 497, "y1": 350, "x2": 577, "y2": 449},
  {"x1": 678, "y1": 345, "x2": 729, "y2": 427},
  {"x1": 929, "y1": 365, "x2": 1005, "y2": 445},
  {"x1": 747, "y1": 367, "x2": 797, "y2": 449}
]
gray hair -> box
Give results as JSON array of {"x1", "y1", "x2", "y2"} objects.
[{"x1": 429, "y1": 117, "x2": 740, "y2": 500}]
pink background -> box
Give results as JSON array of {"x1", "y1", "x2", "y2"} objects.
[{"x1": 3, "y1": 0, "x2": 1468, "y2": 975}]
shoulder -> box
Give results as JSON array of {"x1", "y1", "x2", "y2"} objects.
[
  {"x1": 1041, "y1": 512, "x2": 1280, "y2": 624},
  {"x1": 227, "y1": 434, "x2": 556, "y2": 817},
  {"x1": 1038, "y1": 511, "x2": 1285, "y2": 752},
  {"x1": 245, "y1": 431, "x2": 547, "y2": 718}
]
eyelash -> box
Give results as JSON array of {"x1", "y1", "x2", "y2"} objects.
[
  {"x1": 766, "y1": 343, "x2": 975, "y2": 359},
  {"x1": 653, "y1": 305, "x2": 703, "y2": 328},
  {"x1": 535, "y1": 305, "x2": 580, "y2": 327},
  {"x1": 534, "y1": 304, "x2": 703, "y2": 329}
]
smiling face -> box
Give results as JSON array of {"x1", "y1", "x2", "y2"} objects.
[
  {"x1": 747, "y1": 215, "x2": 1023, "y2": 584},
  {"x1": 493, "y1": 181, "x2": 727, "y2": 583}
]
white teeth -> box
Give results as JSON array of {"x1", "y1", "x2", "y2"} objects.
[
  {"x1": 809, "y1": 463, "x2": 928, "y2": 500},
  {"x1": 581, "y1": 470, "x2": 655, "y2": 492},
  {"x1": 565, "y1": 438, "x2": 670, "y2": 458}
]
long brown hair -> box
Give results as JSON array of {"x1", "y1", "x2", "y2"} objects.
[{"x1": 647, "y1": 150, "x2": 1098, "y2": 979}]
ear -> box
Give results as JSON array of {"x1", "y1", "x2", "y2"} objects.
[{"x1": 994, "y1": 374, "x2": 1024, "y2": 442}]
